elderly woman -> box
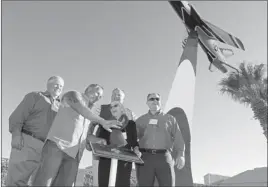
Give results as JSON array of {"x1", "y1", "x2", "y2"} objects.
[{"x1": 96, "y1": 101, "x2": 140, "y2": 187}]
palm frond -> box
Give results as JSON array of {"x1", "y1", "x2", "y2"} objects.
[
  {"x1": 239, "y1": 62, "x2": 251, "y2": 82},
  {"x1": 263, "y1": 77, "x2": 268, "y2": 84},
  {"x1": 219, "y1": 61, "x2": 267, "y2": 140},
  {"x1": 258, "y1": 84, "x2": 267, "y2": 102},
  {"x1": 219, "y1": 73, "x2": 241, "y2": 91},
  {"x1": 263, "y1": 77, "x2": 268, "y2": 90},
  {"x1": 239, "y1": 62, "x2": 264, "y2": 86},
  {"x1": 253, "y1": 64, "x2": 266, "y2": 81},
  {"x1": 219, "y1": 61, "x2": 267, "y2": 106},
  {"x1": 240, "y1": 97, "x2": 252, "y2": 105},
  {"x1": 220, "y1": 87, "x2": 251, "y2": 106}
]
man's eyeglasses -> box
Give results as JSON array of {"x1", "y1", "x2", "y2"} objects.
[
  {"x1": 111, "y1": 104, "x2": 119, "y2": 108},
  {"x1": 148, "y1": 97, "x2": 160, "y2": 101}
]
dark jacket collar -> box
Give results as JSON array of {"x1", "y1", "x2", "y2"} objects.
[{"x1": 42, "y1": 91, "x2": 60, "y2": 102}]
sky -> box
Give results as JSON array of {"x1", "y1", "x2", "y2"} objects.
[{"x1": 1, "y1": 1, "x2": 267, "y2": 184}]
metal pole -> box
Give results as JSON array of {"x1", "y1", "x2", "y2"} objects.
[{"x1": 108, "y1": 158, "x2": 118, "y2": 187}]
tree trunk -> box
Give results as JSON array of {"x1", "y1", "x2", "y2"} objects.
[{"x1": 251, "y1": 99, "x2": 267, "y2": 141}]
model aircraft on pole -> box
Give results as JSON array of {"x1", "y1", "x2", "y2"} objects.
[
  {"x1": 169, "y1": 1, "x2": 245, "y2": 73},
  {"x1": 162, "y1": 2, "x2": 246, "y2": 187}
]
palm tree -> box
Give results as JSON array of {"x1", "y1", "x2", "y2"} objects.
[{"x1": 219, "y1": 61, "x2": 267, "y2": 140}]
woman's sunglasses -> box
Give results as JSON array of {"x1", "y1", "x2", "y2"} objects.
[
  {"x1": 148, "y1": 97, "x2": 160, "y2": 101},
  {"x1": 111, "y1": 104, "x2": 119, "y2": 108}
]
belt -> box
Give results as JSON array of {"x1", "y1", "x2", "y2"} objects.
[
  {"x1": 21, "y1": 129, "x2": 45, "y2": 142},
  {"x1": 140, "y1": 148, "x2": 166, "y2": 154}
]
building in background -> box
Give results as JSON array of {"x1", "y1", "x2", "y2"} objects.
[
  {"x1": 204, "y1": 173, "x2": 230, "y2": 185},
  {"x1": 213, "y1": 167, "x2": 267, "y2": 186},
  {"x1": 203, "y1": 167, "x2": 267, "y2": 186}
]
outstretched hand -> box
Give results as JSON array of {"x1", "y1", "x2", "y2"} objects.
[{"x1": 101, "y1": 120, "x2": 122, "y2": 132}]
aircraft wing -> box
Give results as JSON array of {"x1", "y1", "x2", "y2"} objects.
[{"x1": 202, "y1": 19, "x2": 245, "y2": 51}]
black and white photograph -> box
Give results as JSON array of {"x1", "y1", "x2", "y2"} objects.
[{"x1": 1, "y1": 1, "x2": 267, "y2": 187}]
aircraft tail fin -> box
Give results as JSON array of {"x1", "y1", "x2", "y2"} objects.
[{"x1": 202, "y1": 19, "x2": 245, "y2": 51}]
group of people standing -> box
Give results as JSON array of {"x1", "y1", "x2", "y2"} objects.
[{"x1": 6, "y1": 75, "x2": 186, "y2": 187}]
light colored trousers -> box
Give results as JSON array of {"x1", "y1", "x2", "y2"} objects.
[
  {"x1": 32, "y1": 140, "x2": 79, "y2": 187},
  {"x1": 6, "y1": 133, "x2": 44, "y2": 186},
  {"x1": 92, "y1": 157, "x2": 99, "y2": 186}
]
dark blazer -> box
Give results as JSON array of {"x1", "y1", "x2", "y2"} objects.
[
  {"x1": 96, "y1": 105, "x2": 139, "y2": 187},
  {"x1": 97, "y1": 104, "x2": 139, "y2": 149}
]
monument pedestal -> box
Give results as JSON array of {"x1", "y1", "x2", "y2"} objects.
[
  {"x1": 108, "y1": 158, "x2": 118, "y2": 187},
  {"x1": 161, "y1": 31, "x2": 198, "y2": 187},
  {"x1": 90, "y1": 143, "x2": 144, "y2": 187}
]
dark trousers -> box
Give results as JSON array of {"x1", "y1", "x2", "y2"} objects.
[
  {"x1": 174, "y1": 142, "x2": 193, "y2": 186},
  {"x1": 98, "y1": 157, "x2": 132, "y2": 187},
  {"x1": 136, "y1": 151, "x2": 175, "y2": 187}
]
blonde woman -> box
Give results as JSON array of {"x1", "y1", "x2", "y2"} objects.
[{"x1": 97, "y1": 101, "x2": 140, "y2": 187}]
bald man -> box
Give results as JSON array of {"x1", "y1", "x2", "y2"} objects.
[{"x1": 7, "y1": 76, "x2": 65, "y2": 186}]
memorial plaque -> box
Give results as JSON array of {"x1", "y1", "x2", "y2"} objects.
[{"x1": 90, "y1": 142, "x2": 144, "y2": 164}]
